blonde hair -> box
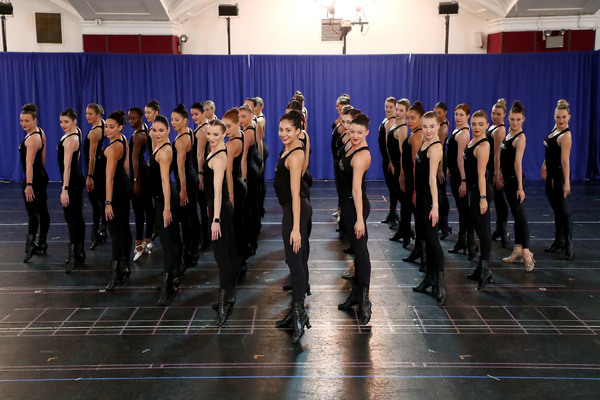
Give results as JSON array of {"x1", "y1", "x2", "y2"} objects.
[
  {"x1": 494, "y1": 98, "x2": 507, "y2": 112},
  {"x1": 555, "y1": 99, "x2": 570, "y2": 114},
  {"x1": 472, "y1": 110, "x2": 489, "y2": 122}
]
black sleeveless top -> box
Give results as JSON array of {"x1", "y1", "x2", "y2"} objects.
[
  {"x1": 331, "y1": 124, "x2": 342, "y2": 158},
  {"x1": 415, "y1": 141, "x2": 441, "y2": 202},
  {"x1": 104, "y1": 134, "x2": 129, "y2": 197},
  {"x1": 57, "y1": 129, "x2": 82, "y2": 184},
  {"x1": 544, "y1": 128, "x2": 570, "y2": 178},
  {"x1": 378, "y1": 117, "x2": 394, "y2": 162},
  {"x1": 203, "y1": 148, "x2": 229, "y2": 204},
  {"x1": 244, "y1": 125, "x2": 259, "y2": 175},
  {"x1": 485, "y1": 124, "x2": 504, "y2": 173},
  {"x1": 192, "y1": 123, "x2": 207, "y2": 173},
  {"x1": 19, "y1": 130, "x2": 47, "y2": 184},
  {"x1": 274, "y1": 147, "x2": 309, "y2": 205},
  {"x1": 387, "y1": 124, "x2": 405, "y2": 168},
  {"x1": 84, "y1": 120, "x2": 106, "y2": 178},
  {"x1": 172, "y1": 129, "x2": 198, "y2": 189},
  {"x1": 464, "y1": 139, "x2": 489, "y2": 190},
  {"x1": 129, "y1": 123, "x2": 149, "y2": 180},
  {"x1": 229, "y1": 135, "x2": 244, "y2": 183},
  {"x1": 400, "y1": 133, "x2": 412, "y2": 182},
  {"x1": 447, "y1": 127, "x2": 469, "y2": 173},
  {"x1": 338, "y1": 146, "x2": 369, "y2": 200},
  {"x1": 149, "y1": 143, "x2": 174, "y2": 202},
  {"x1": 500, "y1": 132, "x2": 524, "y2": 180}
]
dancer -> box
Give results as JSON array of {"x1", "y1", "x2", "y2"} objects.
[
  {"x1": 191, "y1": 102, "x2": 211, "y2": 252},
  {"x1": 240, "y1": 104, "x2": 261, "y2": 256},
  {"x1": 337, "y1": 113, "x2": 373, "y2": 326},
  {"x1": 487, "y1": 99, "x2": 510, "y2": 247},
  {"x1": 84, "y1": 103, "x2": 107, "y2": 250},
  {"x1": 104, "y1": 110, "x2": 133, "y2": 290},
  {"x1": 128, "y1": 107, "x2": 154, "y2": 262},
  {"x1": 389, "y1": 99, "x2": 410, "y2": 242},
  {"x1": 19, "y1": 104, "x2": 50, "y2": 262},
  {"x1": 204, "y1": 119, "x2": 239, "y2": 326},
  {"x1": 500, "y1": 101, "x2": 535, "y2": 272},
  {"x1": 58, "y1": 108, "x2": 86, "y2": 273},
  {"x1": 171, "y1": 104, "x2": 201, "y2": 269},
  {"x1": 379, "y1": 97, "x2": 398, "y2": 226},
  {"x1": 274, "y1": 112, "x2": 312, "y2": 343},
  {"x1": 464, "y1": 111, "x2": 494, "y2": 289},
  {"x1": 433, "y1": 102, "x2": 452, "y2": 239},
  {"x1": 204, "y1": 100, "x2": 217, "y2": 121},
  {"x1": 412, "y1": 111, "x2": 446, "y2": 305},
  {"x1": 145, "y1": 99, "x2": 160, "y2": 152},
  {"x1": 542, "y1": 99, "x2": 573, "y2": 260},
  {"x1": 447, "y1": 104, "x2": 476, "y2": 259}
]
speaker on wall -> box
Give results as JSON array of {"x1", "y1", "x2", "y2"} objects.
[
  {"x1": 439, "y1": 2, "x2": 459, "y2": 15},
  {"x1": 219, "y1": 4, "x2": 239, "y2": 17},
  {"x1": 0, "y1": 2, "x2": 13, "y2": 15}
]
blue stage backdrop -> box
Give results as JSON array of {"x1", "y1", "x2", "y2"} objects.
[{"x1": 1, "y1": 51, "x2": 598, "y2": 182}]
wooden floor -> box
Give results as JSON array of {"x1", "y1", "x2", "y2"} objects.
[{"x1": 0, "y1": 179, "x2": 599, "y2": 399}]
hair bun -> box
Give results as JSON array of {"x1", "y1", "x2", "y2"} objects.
[
  {"x1": 175, "y1": 103, "x2": 186, "y2": 112},
  {"x1": 557, "y1": 99, "x2": 569, "y2": 108},
  {"x1": 22, "y1": 104, "x2": 38, "y2": 113},
  {"x1": 497, "y1": 98, "x2": 506, "y2": 107},
  {"x1": 108, "y1": 109, "x2": 127, "y2": 126}
]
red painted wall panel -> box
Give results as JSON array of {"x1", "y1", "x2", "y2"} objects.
[
  {"x1": 83, "y1": 35, "x2": 107, "y2": 53},
  {"x1": 487, "y1": 32, "x2": 502, "y2": 54},
  {"x1": 502, "y1": 31, "x2": 536, "y2": 53},
  {"x1": 569, "y1": 30, "x2": 595, "y2": 51},
  {"x1": 107, "y1": 35, "x2": 140, "y2": 54},
  {"x1": 141, "y1": 35, "x2": 177, "y2": 54}
]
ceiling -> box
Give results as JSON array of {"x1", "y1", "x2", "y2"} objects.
[{"x1": 49, "y1": 0, "x2": 600, "y2": 22}]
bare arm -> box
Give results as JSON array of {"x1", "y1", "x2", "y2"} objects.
[
  {"x1": 428, "y1": 144, "x2": 443, "y2": 226},
  {"x1": 287, "y1": 150, "x2": 304, "y2": 253},
  {"x1": 175, "y1": 135, "x2": 189, "y2": 205},
  {"x1": 559, "y1": 132, "x2": 572, "y2": 197},
  {"x1": 196, "y1": 128, "x2": 207, "y2": 190},
  {"x1": 104, "y1": 144, "x2": 120, "y2": 220},
  {"x1": 23, "y1": 135, "x2": 42, "y2": 201},
  {"x1": 60, "y1": 136, "x2": 78, "y2": 207},
  {"x1": 493, "y1": 126, "x2": 505, "y2": 188},
  {"x1": 456, "y1": 130, "x2": 469, "y2": 197},
  {"x1": 210, "y1": 153, "x2": 227, "y2": 241},
  {"x1": 475, "y1": 141, "x2": 490, "y2": 214},
  {"x1": 351, "y1": 151, "x2": 371, "y2": 239},
  {"x1": 226, "y1": 140, "x2": 240, "y2": 205},
  {"x1": 514, "y1": 135, "x2": 527, "y2": 203},
  {"x1": 158, "y1": 147, "x2": 173, "y2": 228},
  {"x1": 86, "y1": 128, "x2": 102, "y2": 192}
]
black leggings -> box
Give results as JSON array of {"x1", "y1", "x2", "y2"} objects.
[
  {"x1": 489, "y1": 178, "x2": 508, "y2": 228},
  {"x1": 450, "y1": 171, "x2": 473, "y2": 236},
  {"x1": 504, "y1": 178, "x2": 530, "y2": 248},
  {"x1": 245, "y1": 166, "x2": 261, "y2": 248},
  {"x1": 88, "y1": 175, "x2": 106, "y2": 229},
  {"x1": 179, "y1": 182, "x2": 201, "y2": 251},
  {"x1": 63, "y1": 174, "x2": 85, "y2": 245},
  {"x1": 282, "y1": 199, "x2": 312, "y2": 302},
  {"x1": 107, "y1": 195, "x2": 132, "y2": 261},
  {"x1": 197, "y1": 186, "x2": 210, "y2": 245},
  {"x1": 233, "y1": 179, "x2": 248, "y2": 258},
  {"x1": 469, "y1": 184, "x2": 494, "y2": 261},
  {"x1": 154, "y1": 196, "x2": 183, "y2": 275},
  {"x1": 23, "y1": 179, "x2": 50, "y2": 240},
  {"x1": 545, "y1": 174, "x2": 572, "y2": 239},
  {"x1": 416, "y1": 195, "x2": 444, "y2": 272},
  {"x1": 383, "y1": 161, "x2": 398, "y2": 215},
  {"x1": 438, "y1": 178, "x2": 450, "y2": 225},
  {"x1": 398, "y1": 178, "x2": 413, "y2": 239},
  {"x1": 131, "y1": 174, "x2": 155, "y2": 241},
  {"x1": 341, "y1": 198, "x2": 371, "y2": 288},
  {"x1": 210, "y1": 201, "x2": 239, "y2": 289}
]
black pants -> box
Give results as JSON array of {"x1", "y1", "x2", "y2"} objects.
[
  {"x1": 63, "y1": 174, "x2": 85, "y2": 245},
  {"x1": 282, "y1": 199, "x2": 312, "y2": 302},
  {"x1": 245, "y1": 165, "x2": 261, "y2": 248},
  {"x1": 197, "y1": 186, "x2": 210, "y2": 246},
  {"x1": 179, "y1": 181, "x2": 201, "y2": 252},
  {"x1": 449, "y1": 171, "x2": 473, "y2": 236},
  {"x1": 398, "y1": 178, "x2": 413, "y2": 239},
  {"x1": 107, "y1": 194, "x2": 132, "y2": 261},
  {"x1": 416, "y1": 194, "x2": 444, "y2": 272},
  {"x1": 545, "y1": 173, "x2": 572, "y2": 239},
  {"x1": 504, "y1": 177, "x2": 530, "y2": 248},
  {"x1": 438, "y1": 178, "x2": 450, "y2": 226},
  {"x1": 341, "y1": 198, "x2": 371, "y2": 288},
  {"x1": 233, "y1": 179, "x2": 248, "y2": 259},
  {"x1": 23, "y1": 178, "x2": 50, "y2": 240},
  {"x1": 383, "y1": 160, "x2": 398, "y2": 215},
  {"x1": 210, "y1": 201, "x2": 239, "y2": 289},
  {"x1": 88, "y1": 174, "x2": 106, "y2": 230},
  {"x1": 469, "y1": 184, "x2": 494, "y2": 261},
  {"x1": 154, "y1": 193, "x2": 182, "y2": 275},
  {"x1": 489, "y1": 177, "x2": 508, "y2": 230},
  {"x1": 131, "y1": 174, "x2": 155, "y2": 241}
]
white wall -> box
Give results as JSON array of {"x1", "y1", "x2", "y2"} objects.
[
  {"x1": 179, "y1": 0, "x2": 490, "y2": 55},
  {"x1": 3, "y1": 0, "x2": 83, "y2": 52}
]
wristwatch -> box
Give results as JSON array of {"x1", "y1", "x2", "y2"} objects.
[
  {"x1": 213, "y1": 218, "x2": 220, "y2": 223},
  {"x1": 480, "y1": 195, "x2": 486, "y2": 199},
  {"x1": 105, "y1": 200, "x2": 112, "y2": 205}
]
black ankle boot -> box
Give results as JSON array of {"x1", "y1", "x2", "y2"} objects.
[
  {"x1": 565, "y1": 230, "x2": 574, "y2": 260},
  {"x1": 358, "y1": 287, "x2": 372, "y2": 325},
  {"x1": 24, "y1": 234, "x2": 37, "y2": 263},
  {"x1": 544, "y1": 228, "x2": 565, "y2": 253},
  {"x1": 499, "y1": 223, "x2": 510, "y2": 248},
  {"x1": 403, "y1": 241, "x2": 422, "y2": 263},
  {"x1": 389, "y1": 230, "x2": 402, "y2": 242},
  {"x1": 467, "y1": 232, "x2": 478, "y2": 261},
  {"x1": 466, "y1": 264, "x2": 481, "y2": 281},
  {"x1": 99, "y1": 224, "x2": 107, "y2": 243},
  {"x1": 157, "y1": 272, "x2": 170, "y2": 306},
  {"x1": 477, "y1": 260, "x2": 493, "y2": 291},
  {"x1": 419, "y1": 240, "x2": 427, "y2": 272},
  {"x1": 448, "y1": 232, "x2": 467, "y2": 254},
  {"x1": 90, "y1": 226, "x2": 100, "y2": 250},
  {"x1": 338, "y1": 282, "x2": 359, "y2": 310},
  {"x1": 120, "y1": 259, "x2": 130, "y2": 279},
  {"x1": 403, "y1": 230, "x2": 414, "y2": 249},
  {"x1": 436, "y1": 271, "x2": 447, "y2": 306},
  {"x1": 216, "y1": 288, "x2": 232, "y2": 326},
  {"x1": 276, "y1": 308, "x2": 293, "y2": 328},
  {"x1": 65, "y1": 244, "x2": 77, "y2": 274},
  {"x1": 291, "y1": 300, "x2": 311, "y2": 344},
  {"x1": 439, "y1": 217, "x2": 452, "y2": 240},
  {"x1": 34, "y1": 235, "x2": 48, "y2": 255},
  {"x1": 75, "y1": 242, "x2": 86, "y2": 263},
  {"x1": 413, "y1": 267, "x2": 436, "y2": 294},
  {"x1": 105, "y1": 260, "x2": 121, "y2": 291}
]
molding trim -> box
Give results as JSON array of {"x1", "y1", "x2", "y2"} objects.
[
  {"x1": 488, "y1": 15, "x2": 599, "y2": 34},
  {"x1": 81, "y1": 21, "x2": 181, "y2": 35}
]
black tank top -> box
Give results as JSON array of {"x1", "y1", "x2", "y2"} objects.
[
  {"x1": 338, "y1": 146, "x2": 369, "y2": 200},
  {"x1": 229, "y1": 135, "x2": 244, "y2": 182},
  {"x1": 244, "y1": 125, "x2": 259, "y2": 172},
  {"x1": 331, "y1": 124, "x2": 342, "y2": 158},
  {"x1": 149, "y1": 143, "x2": 172, "y2": 201},
  {"x1": 378, "y1": 118, "x2": 394, "y2": 162},
  {"x1": 19, "y1": 130, "x2": 47, "y2": 183},
  {"x1": 104, "y1": 134, "x2": 129, "y2": 195},
  {"x1": 203, "y1": 148, "x2": 229, "y2": 203},
  {"x1": 485, "y1": 124, "x2": 504, "y2": 173},
  {"x1": 387, "y1": 124, "x2": 405, "y2": 167},
  {"x1": 500, "y1": 132, "x2": 524, "y2": 179},
  {"x1": 415, "y1": 141, "x2": 441, "y2": 201},
  {"x1": 192, "y1": 123, "x2": 207, "y2": 173},
  {"x1": 464, "y1": 138, "x2": 489, "y2": 190},
  {"x1": 57, "y1": 129, "x2": 82, "y2": 183},
  {"x1": 274, "y1": 147, "x2": 309, "y2": 205},
  {"x1": 129, "y1": 123, "x2": 149, "y2": 178},
  {"x1": 84, "y1": 120, "x2": 106, "y2": 178},
  {"x1": 544, "y1": 128, "x2": 570, "y2": 178},
  {"x1": 447, "y1": 127, "x2": 469, "y2": 173},
  {"x1": 171, "y1": 129, "x2": 196, "y2": 188}
]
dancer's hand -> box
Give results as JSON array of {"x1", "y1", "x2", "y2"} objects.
[
  {"x1": 290, "y1": 229, "x2": 302, "y2": 253},
  {"x1": 354, "y1": 220, "x2": 365, "y2": 239}
]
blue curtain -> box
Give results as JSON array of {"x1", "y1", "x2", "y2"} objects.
[{"x1": 1, "y1": 51, "x2": 598, "y2": 181}]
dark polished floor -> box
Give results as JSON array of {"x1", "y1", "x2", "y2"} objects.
[{"x1": 0, "y1": 179, "x2": 599, "y2": 399}]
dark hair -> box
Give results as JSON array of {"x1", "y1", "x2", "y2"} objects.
[
  {"x1": 434, "y1": 102, "x2": 447, "y2": 111},
  {"x1": 510, "y1": 100, "x2": 525, "y2": 116},
  {"x1": 21, "y1": 104, "x2": 38, "y2": 119},
  {"x1": 60, "y1": 107, "x2": 77, "y2": 120},
  {"x1": 208, "y1": 119, "x2": 226, "y2": 134},
  {"x1": 153, "y1": 114, "x2": 169, "y2": 127},
  {"x1": 191, "y1": 102, "x2": 205, "y2": 112},
  {"x1": 472, "y1": 110, "x2": 489, "y2": 122},
  {"x1": 128, "y1": 107, "x2": 143, "y2": 117},
  {"x1": 172, "y1": 103, "x2": 189, "y2": 120},
  {"x1": 351, "y1": 113, "x2": 370, "y2": 129},
  {"x1": 108, "y1": 110, "x2": 127, "y2": 126},
  {"x1": 342, "y1": 107, "x2": 362, "y2": 118},
  {"x1": 293, "y1": 93, "x2": 305, "y2": 103},
  {"x1": 245, "y1": 97, "x2": 258, "y2": 107},
  {"x1": 87, "y1": 103, "x2": 104, "y2": 116},
  {"x1": 408, "y1": 101, "x2": 425, "y2": 117},
  {"x1": 286, "y1": 99, "x2": 302, "y2": 111},
  {"x1": 337, "y1": 95, "x2": 351, "y2": 105},
  {"x1": 455, "y1": 103, "x2": 471, "y2": 116},
  {"x1": 222, "y1": 108, "x2": 240, "y2": 123},
  {"x1": 279, "y1": 111, "x2": 303, "y2": 130},
  {"x1": 423, "y1": 111, "x2": 438, "y2": 120},
  {"x1": 146, "y1": 100, "x2": 160, "y2": 113}
]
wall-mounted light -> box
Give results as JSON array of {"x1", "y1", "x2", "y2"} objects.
[{"x1": 179, "y1": 34, "x2": 188, "y2": 43}]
